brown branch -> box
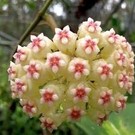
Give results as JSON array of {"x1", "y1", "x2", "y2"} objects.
[
  {"x1": 102, "y1": 0, "x2": 124, "y2": 27},
  {"x1": 18, "y1": 0, "x2": 53, "y2": 45}
]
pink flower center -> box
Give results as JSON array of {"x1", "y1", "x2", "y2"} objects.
[
  {"x1": 8, "y1": 67, "x2": 16, "y2": 76},
  {"x1": 28, "y1": 64, "x2": 38, "y2": 75},
  {"x1": 25, "y1": 103, "x2": 34, "y2": 113},
  {"x1": 32, "y1": 38, "x2": 41, "y2": 47},
  {"x1": 43, "y1": 92, "x2": 54, "y2": 102},
  {"x1": 58, "y1": 30, "x2": 69, "y2": 40},
  {"x1": 118, "y1": 99, "x2": 125, "y2": 109},
  {"x1": 109, "y1": 33, "x2": 119, "y2": 42},
  {"x1": 74, "y1": 63, "x2": 84, "y2": 73},
  {"x1": 75, "y1": 88, "x2": 86, "y2": 99},
  {"x1": 118, "y1": 53, "x2": 125, "y2": 63},
  {"x1": 16, "y1": 82, "x2": 25, "y2": 92},
  {"x1": 101, "y1": 93, "x2": 111, "y2": 104},
  {"x1": 43, "y1": 120, "x2": 53, "y2": 129},
  {"x1": 70, "y1": 109, "x2": 81, "y2": 119},
  {"x1": 50, "y1": 57, "x2": 60, "y2": 67},
  {"x1": 88, "y1": 22, "x2": 98, "y2": 29},
  {"x1": 101, "y1": 65, "x2": 110, "y2": 75},
  {"x1": 85, "y1": 39, "x2": 96, "y2": 50},
  {"x1": 119, "y1": 75, "x2": 128, "y2": 84},
  {"x1": 15, "y1": 50, "x2": 25, "y2": 60}
]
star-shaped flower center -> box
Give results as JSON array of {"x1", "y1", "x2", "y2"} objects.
[
  {"x1": 98, "y1": 90, "x2": 113, "y2": 105},
  {"x1": 97, "y1": 114, "x2": 108, "y2": 124},
  {"x1": 14, "y1": 49, "x2": 26, "y2": 63},
  {"x1": 40, "y1": 88, "x2": 58, "y2": 105},
  {"x1": 50, "y1": 57, "x2": 60, "y2": 67},
  {"x1": 32, "y1": 38, "x2": 41, "y2": 47},
  {"x1": 86, "y1": 18, "x2": 102, "y2": 32},
  {"x1": 97, "y1": 63, "x2": 113, "y2": 80},
  {"x1": 118, "y1": 73, "x2": 129, "y2": 89},
  {"x1": 74, "y1": 63, "x2": 84, "y2": 73},
  {"x1": 21, "y1": 101, "x2": 37, "y2": 116},
  {"x1": 24, "y1": 61, "x2": 41, "y2": 79},
  {"x1": 68, "y1": 107, "x2": 83, "y2": 120},
  {"x1": 107, "y1": 29, "x2": 119, "y2": 44}
]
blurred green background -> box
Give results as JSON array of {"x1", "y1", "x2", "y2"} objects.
[{"x1": 0, "y1": 0, "x2": 135, "y2": 135}]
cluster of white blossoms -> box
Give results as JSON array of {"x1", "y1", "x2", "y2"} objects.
[{"x1": 8, "y1": 17, "x2": 134, "y2": 132}]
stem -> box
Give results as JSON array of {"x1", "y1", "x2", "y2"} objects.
[
  {"x1": 18, "y1": 0, "x2": 53, "y2": 45},
  {"x1": 43, "y1": 129, "x2": 52, "y2": 135}
]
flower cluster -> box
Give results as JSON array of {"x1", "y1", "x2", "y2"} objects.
[{"x1": 8, "y1": 17, "x2": 134, "y2": 132}]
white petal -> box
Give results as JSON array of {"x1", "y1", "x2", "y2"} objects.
[
  {"x1": 95, "y1": 21, "x2": 101, "y2": 26},
  {"x1": 108, "y1": 37, "x2": 115, "y2": 44},
  {"x1": 70, "y1": 88, "x2": 76, "y2": 95},
  {"x1": 83, "y1": 69, "x2": 89, "y2": 76},
  {"x1": 40, "y1": 98, "x2": 45, "y2": 104},
  {"x1": 33, "y1": 46, "x2": 39, "y2": 53},
  {"x1": 61, "y1": 37, "x2": 68, "y2": 44},
  {"x1": 33, "y1": 72, "x2": 40, "y2": 79},
  {"x1": 64, "y1": 25, "x2": 70, "y2": 31},
  {"x1": 52, "y1": 94, "x2": 59, "y2": 101},
  {"x1": 98, "y1": 99, "x2": 103, "y2": 105},
  {"x1": 110, "y1": 28, "x2": 115, "y2": 34},
  {"x1": 119, "y1": 82, "x2": 124, "y2": 88},
  {"x1": 23, "y1": 65, "x2": 29, "y2": 71},
  {"x1": 68, "y1": 66, "x2": 75, "y2": 72},
  {"x1": 97, "y1": 67, "x2": 102, "y2": 73},
  {"x1": 30, "y1": 35, "x2": 37, "y2": 41},
  {"x1": 88, "y1": 17, "x2": 93, "y2": 22},
  {"x1": 101, "y1": 74, "x2": 107, "y2": 80},
  {"x1": 52, "y1": 66, "x2": 59, "y2": 73},
  {"x1": 74, "y1": 72, "x2": 81, "y2": 79},
  {"x1": 88, "y1": 26, "x2": 95, "y2": 32},
  {"x1": 85, "y1": 48, "x2": 92, "y2": 54},
  {"x1": 39, "y1": 40, "x2": 46, "y2": 47},
  {"x1": 38, "y1": 33, "x2": 44, "y2": 39},
  {"x1": 55, "y1": 28, "x2": 61, "y2": 34},
  {"x1": 59, "y1": 60, "x2": 66, "y2": 66},
  {"x1": 31, "y1": 107, "x2": 37, "y2": 113}
]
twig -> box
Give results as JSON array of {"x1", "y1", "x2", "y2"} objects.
[
  {"x1": 11, "y1": 0, "x2": 54, "y2": 61},
  {"x1": 0, "y1": 31, "x2": 17, "y2": 41},
  {"x1": 43, "y1": 129, "x2": 52, "y2": 135},
  {"x1": 18, "y1": 0, "x2": 53, "y2": 45},
  {"x1": 42, "y1": 14, "x2": 58, "y2": 33},
  {"x1": 102, "y1": 0, "x2": 124, "y2": 27},
  {"x1": 125, "y1": 1, "x2": 135, "y2": 38}
]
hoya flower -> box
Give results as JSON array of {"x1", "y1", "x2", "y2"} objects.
[
  {"x1": 10, "y1": 78, "x2": 27, "y2": 98},
  {"x1": 67, "y1": 106, "x2": 85, "y2": 120},
  {"x1": 8, "y1": 17, "x2": 134, "y2": 132},
  {"x1": 76, "y1": 35, "x2": 100, "y2": 60},
  {"x1": 68, "y1": 58, "x2": 90, "y2": 80},
  {"x1": 114, "y1": 94, "x2": 127, "y2": 111},
  {"x1": 98, "y1": 89, "x2": 113, "y2": 106},
  {"x1": 45, "y1": 52, "x2": 69, "y2": 73},
  {"x1": 68, "y1": 83, "x2": 91, "y2": 102},
  {"x1": 104, "y1": 28, "x2": 120, "y2": 44},
  {"x1": 78, "y1": 17, "x2": 102, "y2": 38},
  {"x1": 24, "y1": 60, "x2": 42, "y2": 79},
  {"x1": 27, "y1": 33, "x2": 46, "y2": 53},
  {"x1": 40, "y1": 116, "x2": 57, "y2": 132},
  {"x1": 20, "y1": 99, "x2": 37, "y2": 117},
  {"x1": 13, "y1": 46, "x2": 30, "y2": 64},
  {"x1": 91, "y1": 60, "x2": 113, "y2": 81},
  {"x1": 53, "y1": 25, "x2": 77, "y2": 55}
]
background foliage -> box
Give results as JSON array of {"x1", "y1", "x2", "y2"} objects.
[{"x1": 0, "y1": 0, "x2": 135, "y2": 135}]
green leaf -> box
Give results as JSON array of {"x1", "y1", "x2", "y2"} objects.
[
  {"x1": 75, "y1": 117, "x2": 108, "y2": 135},
  {"x1": 102, "y1": 103, "x2": 135, "y2": 135}
]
